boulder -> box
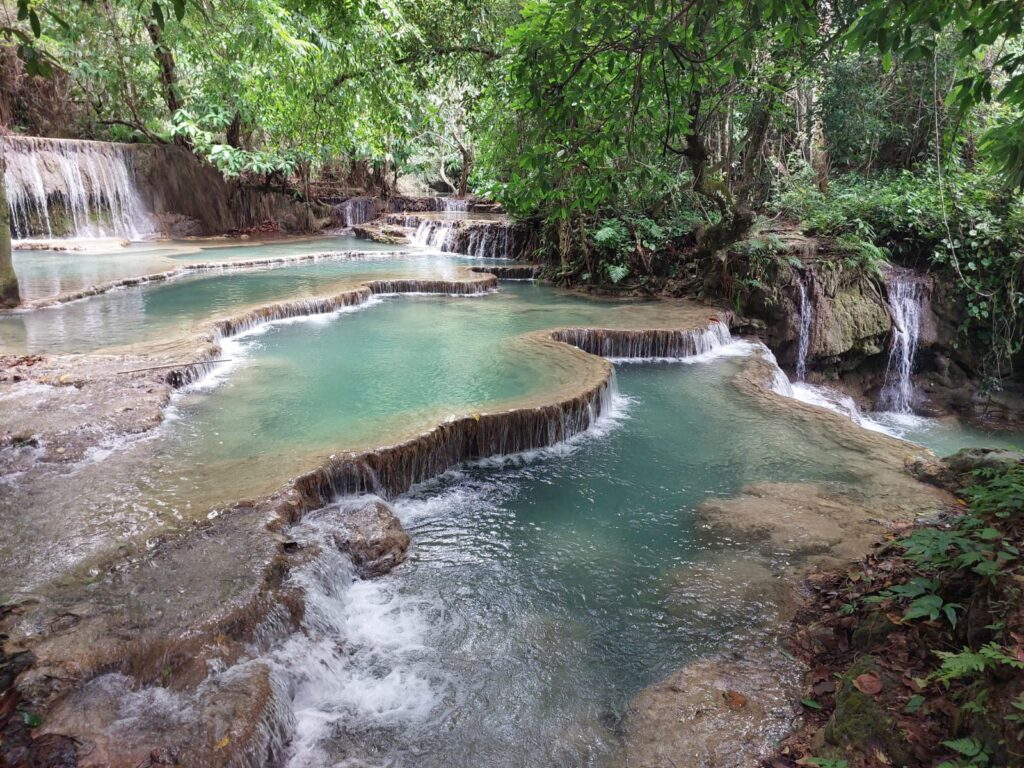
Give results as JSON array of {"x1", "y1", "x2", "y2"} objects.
[{"x1": 333, "y1": 498, "x2": 410, "y2": 577}]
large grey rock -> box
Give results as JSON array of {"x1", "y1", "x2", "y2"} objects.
[{"x1": 333, "y1": 498, "x2": 410, "y2": 577}]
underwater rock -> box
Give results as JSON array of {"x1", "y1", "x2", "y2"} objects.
[
  {"x1": 662, "y1": 554, "x2": 793, "y2": 628},
  {"x1": 333, "y1": 498, "x2": 411, "y2": 577},
  {"x1": 696, "y1": 483, "x2": 888, "y2": 567},
  {"x1": 621, "y1": 641, "x2": 803, "y2": 768}
]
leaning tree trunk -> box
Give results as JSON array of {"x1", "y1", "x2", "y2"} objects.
[{"x1": 0, "y1": 149, "x2": 21, "y2": 308}]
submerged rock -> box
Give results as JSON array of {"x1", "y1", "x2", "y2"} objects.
[
  {"x1": 662, "y1": 554, "x2": 792, "y2": 628},
  {"x1": 696, "y1": 483, "x2": 888, "y2": 567},
  {"x1": 333, "y1": 498, "x2": 411, "y2": 577}
]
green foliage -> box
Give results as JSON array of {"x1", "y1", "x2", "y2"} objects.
[
  {"x1": 475, "y1": 0, "x2": 824, "y2": 275},
  {"x1": 933, "y1": 642, "x2": 1024, "y2": 687},
  {"x1": 833, "y1": 463, "x2": 1024, "y2": 767},
  {"x1": 172, "y1": 110, "x2": 301, "y2": 181},
  {"x1": 847, "y1": 0, "x2": 1024, "y2": 188},
  {"x1": 938, "y1": 737, "x2": 990, "y2": 768}
]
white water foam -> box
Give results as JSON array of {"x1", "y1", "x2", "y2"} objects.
[{"x1": 268, "y1": 517, "x2": 445, "y2": 768}]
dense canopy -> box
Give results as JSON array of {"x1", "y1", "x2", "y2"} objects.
[{"x1": 2, "y1": 0, "x2": 1024, "y2": 376}]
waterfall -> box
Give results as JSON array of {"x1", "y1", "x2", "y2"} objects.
[
  {"x1": 795, "y1": 273, "x2": 812, "y2": 382},
  {"x1": 437, "y1": 196, "x2": 469, "y2": 212},
  {"x1": 879, "y1": 274, "x2": 926, "y2": 414},
  {"x1": 336, "y1": 197, "x2": 378, "y2": 228},
  {"x1": 412, "y1": 220, "x2": 453, "y2": 250},
  {"x1": 4, "y1": 136, "x2": 151, "y2": 240}
]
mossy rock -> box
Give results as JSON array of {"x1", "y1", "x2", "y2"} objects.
[
  {"x1": 850, "y1": 611, "x2": 899, "y2": 651},
  {"x1": 820, "y1": 656, "x2": 912, "y2": 766}
]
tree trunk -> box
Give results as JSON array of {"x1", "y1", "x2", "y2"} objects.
[
  {"x1": 226, "y1": 111, "x2": 243, "y2": 148},
  {"x1": 147, "y1": 20, "x2": 186, "y2": 146},
  {"x1": 453, "y1": 130, "x2": 473, "y2": 197},
  {"x1": 438, "y1": 139, "x2": 456, "y2": 193},
  {"x1": 0, "y1": 150, "x2": 21, "y2": 308}
]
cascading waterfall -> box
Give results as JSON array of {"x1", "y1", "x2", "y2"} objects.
[
  {"x1": 4, "y1": 136, "x2": 151, "y2": 240},
  {"x1": 795, "y1": 272, "x2": 813, "y2": 382},
  {"x1": 879, "y1": 274, "x2": 926, "y2": 414},
  {"x1": 411, "y1": 219, "x2": 521, "y2": 260},
  {"x1": 412, "y1": 220, "x2": 453, "y2": 250}
]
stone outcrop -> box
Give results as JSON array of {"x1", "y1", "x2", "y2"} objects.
[
  {"x1": 332, "y1": 498, "x2": 411, "y2": 576},
  {"x1": 131, "y1": 144, "x2": 329, "y2": 236}
]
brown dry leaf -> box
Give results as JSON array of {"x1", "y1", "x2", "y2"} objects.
[
  {"x1": 722, "y1": 689, "x2": 748, "y2": 710},
  {"x1": 854, "y1": 673, "x2": 883, "y2": 695}
]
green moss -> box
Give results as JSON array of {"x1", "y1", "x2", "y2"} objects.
[
  {"x1": 821, "y1": 656, "x2": 912, "y2": 765},
  {"x1": 851, "y1": 612, "x2": 899, "y2": 651}
]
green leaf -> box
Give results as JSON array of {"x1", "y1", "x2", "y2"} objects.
[
  {"x1": 942, "y1": 737, "x2": 983, "y2": 758},
  {"x1": 20, "y1": 710, "x2": 42, "y2": 728},
  {"x1": 800, "y1": 698, "x2": 823, "y2": 710},
  {"x1": 904, "y1": 594, "x2": 943, "y2": 621},
  {"x1": 172, "y1": 0, "x2": 186, "y2": 21},
  {"x1": 152, "y1": 1, "x2": 164, "y2": 28},
  {"x1": 28, "y1": 9, "x2": 40, "y2": 37},
  {"x1": 903, "y1": 694, "x2": 925, "y2": 713}
]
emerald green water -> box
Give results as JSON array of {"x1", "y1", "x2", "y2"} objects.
[
  {"x1": 2, "y1": 243, "x2": 1013, "y2": 767},
  {"x1": 0, "y1": 284, "x2": 660, "y2": 590},
  {"x1": 275, "y1": 358, "x2": 914, "y2": 767},
  {"x1": 0, "y1": 252, "x2": 498, "y2": 353},
  {"x1": 11, "y1": 236, "x2": 396, "y2": 302}
]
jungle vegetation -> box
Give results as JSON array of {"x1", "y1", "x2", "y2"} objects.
[{"x1": 1, "y1": 0, "x2": 1023, "y2": 364}]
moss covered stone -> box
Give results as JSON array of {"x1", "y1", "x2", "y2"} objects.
[{"x1": 819, "y1": 656, "x2": 912, "y2": 765}]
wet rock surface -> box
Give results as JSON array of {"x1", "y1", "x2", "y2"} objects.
[
  {"x1": 697, "y1": 483, "x2": 894, "y2": 567},
  {"x1": 332, "y1": 498, "x2": 411, "y2": 577},
  {"x1": 620, "y1": 641, "x2": 803, "y2": 768},
  {"x1": 0, "y1": 353, "x2": 176, "y2": 471}
]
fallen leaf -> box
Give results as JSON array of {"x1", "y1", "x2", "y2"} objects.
[
  {"x1": 854, "y1": 673, "x2": 883, "y2": 695},
  {"x1": 214, "y1": 737, "x2": 230, "y2": 751},
  {"x1": 722, "y1": 690, "x2": 747, "y2": 709}
]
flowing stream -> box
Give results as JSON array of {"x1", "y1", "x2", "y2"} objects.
[{"x1": 3, "y1": 236, "x2": 1021, "y2": 767}]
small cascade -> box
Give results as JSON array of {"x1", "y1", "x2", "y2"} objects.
[
  {"x1": 757, "y1": 345, "x2": 795, "y2": 397},
  {"x1": 410, "y1": 219, "x2": 523, "y2": 260},
  {"x1": 463, "y1": 224, "x2": 512, "y2": 259},
  {"x1": 879, "y1": 273, "x2": 927, "y2": 414},
  {"x1": 335, "y1": 197, "x2": 379, "y2": 228},
  {"x1": 4, "y1": 136, "x2": 151, "y2": 240},
  {"x1": 794, "y1": 272, "x2": 813, "y2": 382},
  {"x1": 437, "y1": 196, "x2": 469, "y2": 212},
  {"x1": 551, "y1": 321, "x2": 732, "y2": 360},
  {"x1": 412, "y1": 220, "x2": 454, "y2": 250}
]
